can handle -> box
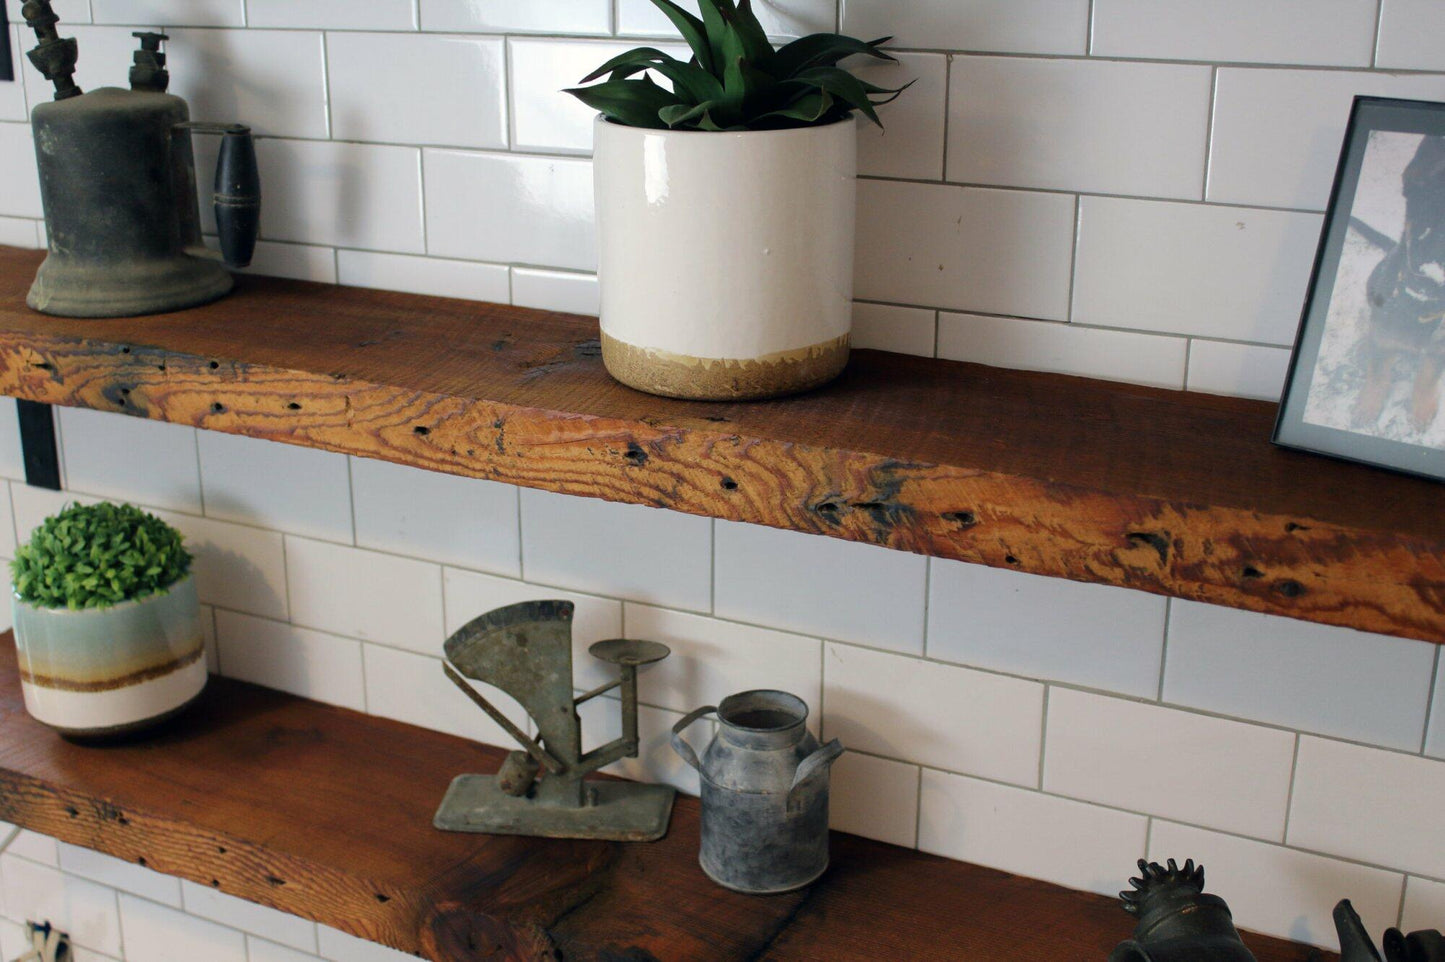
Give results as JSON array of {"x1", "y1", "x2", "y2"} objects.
[
  {"x1": 670, "y1": 705, "x2": 716, "y2": 773},
  {"x1": 787, "y1": 738, "x2": 844, "y2": 815}
]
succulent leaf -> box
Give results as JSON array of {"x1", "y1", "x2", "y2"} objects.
[{"x1": 570, "y1": 0, "x2": 908, "y2": 132}]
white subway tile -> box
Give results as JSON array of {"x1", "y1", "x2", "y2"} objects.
[
  {"x1": 1149, "y1": 821, "x2": 1402, "y2": 952},
  {"x1": 1092, "y1": 0, "x2": 1376, "y2": 66},
  {"x1": 424, "y1": 150, "x2": 594, "y2": 271},
  {"x1": 0, "y1": 216, "x2": 40, "y2": 248},
  {"x1": 0, "y1": 485, "x2": 14, "y2": 560},
  {"x1": 0, "y1": 921, "x2": 26, "y2": 962},
  {"x1": 0, "y1": 29, "x2": 26, "y2": 122},
  {"x1": 8, "y1": 830, "x2": 57, "y2": 865},
  {"x1": 443, "y1": 566, "x2": 621, "y2": 690},
  {"x1": 118, "y1": 893, "x2": 245, "y2": 962},
  {"x1": 0, "y1": 125, "x2": 41, "y2": 218},
  {"x1": 511, "y1": 268, "x2": 599, "y2": 315},
  {"x1": 1403, "y1": 876, "x2": 1445, "y2": 934},
  {"x1": 422, "y1": 0, "x2": 610, "y2": 35},
  {"x1": 150, "y1": 511, "x2": 288, "y2": 620},
  {"x1": 622, "y1": 603, "x2": 822, "y2": 719},
  {"x1": 919, "y1": 770, "x2": 1147, "y2": 897},
  {"x1": 337, "y1": 251, "x2": 509, "y2": 303},
  {"x1": 166, "y1": 29, "x2": 327, "y2": 139},
  {"x1": 21, "y1": 26, "x2": 147, "y2": 115},
  {"x1": 201, "y1": 603, "x2": 218, "y2": 671},
  {"x1": 1377, "y1": 0, "x2": 1445, "y2": 70},
  {"x1": 520, "y1": 489, "x2": 712, "y2": 613},
  {"x1": 854, "y1": 52, "x2": 945, "y2": 182},
  {"x1": 1187, "y1": 340, "x2": 1293, "y2": 401},
  {"x1": 1044, "y1": 688, "x2": 1296, "y2": 840},
  {"x1": 829, "y1": 752, "x2": 918, "y2": 848},
  {"x1": 92, "y1": 0, "x2": 241, "y2": 25},
  {"x1": 851, "y1": 303, "x2": 934, "y2": 357},
  {"x1": 351, "y1": 458, "x2": 519, "y2": 576},
  {"x1": 247, "y1": 937, "x2": 324, "y2": 962},
  {"x1": 317, "y1": 924, "x2": 417, "y2": 962},
  {"x1": 619, "y1": 0, "x2": 832, "y2": 39},
  {"x1": 247, "y1": 0, "x2": 417, "y2": 30},
  {"x1": 254, "y1": 140, "x2": 424, "y2": 253},
  {"x1": 715, "y1": 522, "x2": 927, "y2": 654},
  {"x1": 363, "y1": 642, "x2": 526, "y2": 747},
  {"x1": 947, "y1": 57, "x2": 1211, "y2": 198},
  {"x1": 824, "y1": 642, "x2": 1044, "y2": 785},
  {"x1": 57, "y1": 842, "x2": 181, "y2": 907},
  {"x1": 928, "y1": 561, "x2": 1167, "y2": 697},
  {"x1": 0, "y1": 399, "x2": 24, "y2": 481},
  {"x1": 936, "y1": 313, "x2": 1188, "y2": 389},
  {"x1": 855, "y1": 180, "x2": 1075, "y2": 320},
  {"x1": 198, "y1": 432, "x2": 352, "y2": 543},
  {"x1": 509, "y1": 39, "x2": 675, "y2": 155},
  {"x1": 329, "y1": 33, "x2": 506, "y2": 149},
  {"x1": 0, "y1": 820, "x2": 14, "y2": 850},
  {"x1": 0, "y1": 855, "x2": 122, "y2": 957},
  {"x1": 1290, "y1": 736, "x2": 1445, "y2": 878},
  {"x1": 1164, "y1": 600, "x2": 1436, "y2": 752},
  {"x1": 1210, "y1": 69, "x2": 1445, "y2": 211},
  {"x1": 578, "y1": 697, "x2": 701, "y2": 795},
  {"x1": 842, "y1": 0, "x2": 1088, "y2": 54},
  {"x1": 1427, "y1": 659, "x2": 1444, "y2": 758},
  {"x1": 58, "y1": 408, "x2": 201, "y2": 514},
  {"x1": 215, "y1": 611, "x2": 366, "y2": 711},
  {"x1": 1072, "y1": 197, "x2": 1323, "y2": 345},
  {"x1": 286, "y1": 537, "x2": 444, "y2": 652},
  {"x1": 229, "y1": 241, "x2": 336, "y2": 284},
  {"x1": 181, "y1": 881, "x2": 317, "y2": 951}
]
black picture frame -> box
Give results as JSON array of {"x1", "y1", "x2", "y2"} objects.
[{"x1": 1274, "y1": 96, "x2": 1445, "y2": 482}]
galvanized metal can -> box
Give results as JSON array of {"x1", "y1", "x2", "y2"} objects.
[{"x1": 671, "y1": 690, "x2": 844, "y2": 894}]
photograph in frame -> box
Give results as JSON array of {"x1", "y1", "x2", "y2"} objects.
[{"x1": 1275, "y1": 96, "x2": 1445, "y2": 482}]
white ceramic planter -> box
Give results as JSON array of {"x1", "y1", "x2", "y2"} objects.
[
  {"x1": 12, "y1": 573, "x2": 207, "y2": 737},
  {"x1": 594, "y1": 115, "x2": 858, "y2": 400}
]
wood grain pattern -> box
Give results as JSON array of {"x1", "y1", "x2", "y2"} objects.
[
  {"x1": 0, "y1": 640, "x2": 1330, "y2": 962},
  {"x1": 0, "y1": 246, "x2": 1439, "y2": 643}
]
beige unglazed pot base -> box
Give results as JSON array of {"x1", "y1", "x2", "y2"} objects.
[{"x1": 601, "y1": 332, "x2": 850, "y2": 401}]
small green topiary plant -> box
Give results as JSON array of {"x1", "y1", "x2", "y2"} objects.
[
  {"x1": 565, "y1": 0, "x2": 910, "y2": 131},
  {"x1": 11, "y1": 502, "x2": 191, "y2": 610}
]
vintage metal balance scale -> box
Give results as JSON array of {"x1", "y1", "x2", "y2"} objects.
[{"x1": 434, "y1": 600, "x2": 676, "y2": 841}]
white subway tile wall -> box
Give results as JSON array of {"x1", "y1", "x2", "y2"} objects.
[{"x1": 1, "y1": 2, "x2": 1444, "y2": 954}]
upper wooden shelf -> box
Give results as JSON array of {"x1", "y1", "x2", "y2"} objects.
[
  {"x1": 0, "y1": 245, "x2": 1440, "y2": 643},
  {"x1": 0, "y1": 641, "x2": 1330, "y2": 961}
]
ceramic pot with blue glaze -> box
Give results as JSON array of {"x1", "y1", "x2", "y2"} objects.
[{"x1": 13, "y1": 573, "x2": 207, "y2": 737}]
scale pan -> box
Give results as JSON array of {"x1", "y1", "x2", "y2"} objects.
[{"x1": 589, "y1": 638, "x2": 670, "y2": 666}]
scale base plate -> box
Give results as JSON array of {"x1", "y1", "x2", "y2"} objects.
[{"x1": 434, "y1": 775, "x2": 676, "y2": 842}]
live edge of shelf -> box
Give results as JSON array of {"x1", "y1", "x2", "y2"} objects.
[
  {"x1": 0, "y1": 641, "x2": 1331, "y2": 962},
  {"x1": 0, "y1": 245, "x2": 1440, "y2": 644}
]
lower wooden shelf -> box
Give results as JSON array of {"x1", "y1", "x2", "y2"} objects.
[{"x1": 0, "y1": 640, "x2": 1331, "y2": 961}]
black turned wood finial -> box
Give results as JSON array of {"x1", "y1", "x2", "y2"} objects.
[{"x1": 21, "y1": 0, "x2": 81, "y2": 101}]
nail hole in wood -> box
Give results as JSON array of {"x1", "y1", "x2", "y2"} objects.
[
  {"x1": 375, "y1": 893, "x2": 390, "y2": 903},
  {"x1": 721, "y1": 478, "x2": 739, "y2": 491},
  {"x1": 287, "y1": 402, "x2": 300, "y2": 411},
  {"x1": 265, "y1": 875, "x2": 286, "y2": 887},
  {"x1": 65, "y1": 805, "x2": 79, "y2": 817},
  {"x1": 1242, "y1": 566, "x2": 1264, "y2": 579},
  {"x1": 211, "y1": 879, "x2": 221, "y2": 887},
  {"x1": 137, "y1": 856, "x2": 147, "y2": 867},
  {"x1": 1005, "y1": 555, "x2": 1020, "y2": 565},
  {"x1": 211, "y1": 402, "x2": 224, "y2": 413},
  {"x1": 944, "y1": 511, "x2": 977, "y2": 527},
  {"x1": 209, "y1": 360, "x2": 220, "y2": 369},
  {"x1": 120, "y1": 346, "x2": 130, "y2": 354},
  {"x1": 624, "y1": 442, "x2": 647, "y2": 464},
  {"x1": 217, "y1": 846, "x2": 227, "y2": 854},
  {"x1": 1276, "y1": 580, "x2": 1305, "y2": 598},
  {"x1": 816, "y1": 502, "x2": 840, "y2": 514},
  {"x1": 1285, "y1": 522, "x2": 1310, "y2": 533},
  {"x1": 414, "y1": 426, "x2": 430, "y2": 436}
]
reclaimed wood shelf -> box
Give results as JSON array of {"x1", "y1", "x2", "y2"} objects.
[
  {"x1": 0, "y1": 246, "x2": 1440, "y2": 644},
  {"x1": 0, "y1": 641, "x2": 1331, "y2": 962}
]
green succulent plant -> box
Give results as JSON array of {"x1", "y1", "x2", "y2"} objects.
[
  {"x1": 565, "y1": 0, "x2": 910, "y2": 131},
  {"x1": 11, "y1": 502, "x2": 191, "y2": 610}
]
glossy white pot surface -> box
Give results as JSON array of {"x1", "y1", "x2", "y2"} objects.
[{"x1": 594, "y1": 115, "x2": 857, "y2": 361}]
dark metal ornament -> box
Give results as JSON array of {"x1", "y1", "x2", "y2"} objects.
[
  {"x1": 1110, "y1": 859, "x2": 1258, "y2": 962},
  {"x1": 20, "y1": 3, "x2": 259, "y2": 318},
  {"x1": 1335, "y1": 899, "x2": 1445, "y2": 962}
]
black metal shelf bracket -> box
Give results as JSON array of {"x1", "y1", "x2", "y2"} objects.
[{"x1": 17, "y1": 401, "x2": 61, "y2": 491}]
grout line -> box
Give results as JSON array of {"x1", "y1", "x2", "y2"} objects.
[
  {"x1": 708, "y1": 517, "x2": 716, "y2": 615},
  {"x1": 1143, "y1": 816, "x2": 1154, "y2": 860},
  {"x1": 1421, "y1": 645, "x2": 1441, "y2": 755},
  {"x1": 938, "y1": 52, "x2": 952, "y2": 180},
  {"x1": 1200, "y1": 67, "x2": 1219, "y2": 202},
  {"x1": 1036, "y1": 686, "x2": 1050, "y2": 790},
  {"x1": 503, "y1": 34, "x2": 516, "y2": 151},
  {"x1": 1371, "y1": 0, "x2": 1385, "y2": 69},
  {"x1": 919, "y1": 557, "x2": 931, "y2": 655},
  {"x1": 1085, "y1": 0, "x2": 1096, "y2": 56},
  {"x1": 1065, "y1": 194, "x2": 1082, "y2": 323},
  {"x1": 912, "y1": 764, "x2": 923, "y2": 849},
  {"x1": 513, "y1": 485, "x2": 525, "y2": 580},
  {"x1": 1156, "y1": 597, "x2": 1171, "y2": 701},
  {"x1": 1280, "y1": 733, "x2": 1302, "y2": 845},
  {"x1": 318, "y1": 29, "x2": 332, "y2": 140},
  {"x1": 345, "y1": 455, "x2": 357, "y2": 546},
  {"x1": 1398, "y1": 874, "x2": 1409, "y2": 930}
]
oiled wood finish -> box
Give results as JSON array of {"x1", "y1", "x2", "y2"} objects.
[
  {"x1": 0, "y1": 642, "x2": 1329, "y2": 962},
  {"x1": 0, "y1": 246, "x2": 1439, "y2": 643}
]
